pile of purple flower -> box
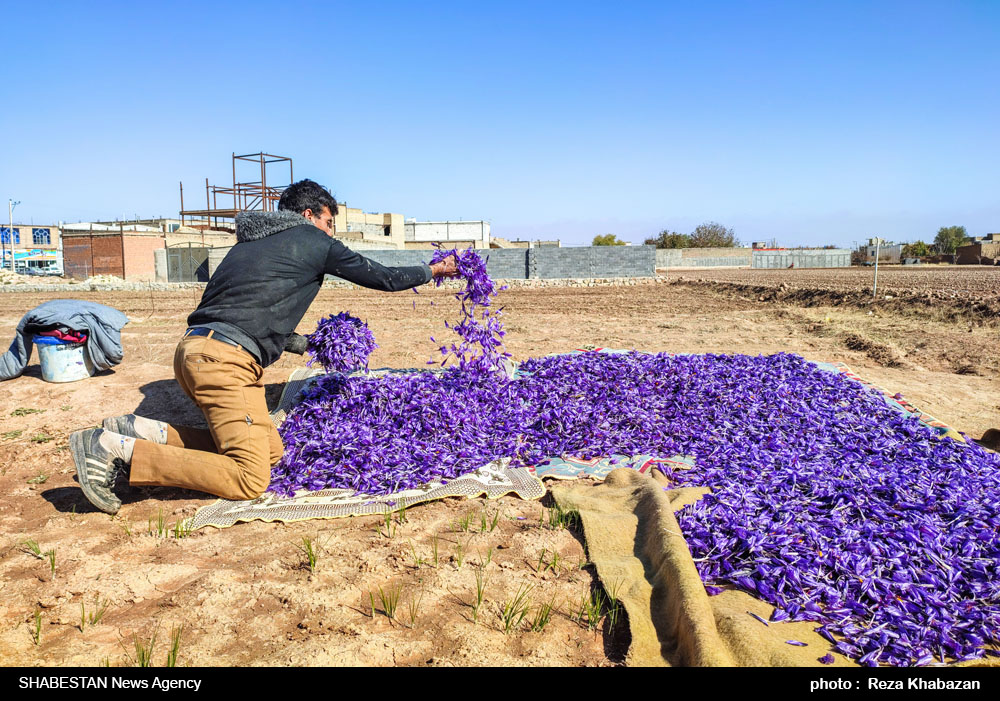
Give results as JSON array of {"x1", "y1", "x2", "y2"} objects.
[
  {"x1": 272, "y1": 350, "x2": 1000, "y2": 666},
  {"x1": 306, "y1": 312, "x2": 378, "y2": 373}
]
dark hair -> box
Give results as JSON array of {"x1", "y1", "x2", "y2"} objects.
[{"x1": 278, "y1": 179, "x2": 339, "y2": 216}]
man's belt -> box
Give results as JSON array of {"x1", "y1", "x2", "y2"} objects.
[{"x1": 184, "y1": 327, "x2": 260, "y2": 363}]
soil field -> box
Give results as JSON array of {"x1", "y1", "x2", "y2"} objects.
[
  {"x1": 670, "y1": 266, "x2": 1000, "y2": 323},
  {"x1": 674, "y1": 265, "x2": 1000, "y2": 297},
  {"x1": 0, "y1": 279, "x2": 998, "y2": 667}
]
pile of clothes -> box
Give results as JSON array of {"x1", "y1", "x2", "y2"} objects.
[{"x1": 0, "y1": 300, "x2": 129, "y2": 381}]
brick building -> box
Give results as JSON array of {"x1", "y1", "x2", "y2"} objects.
[{"x1": 61, "y1": 230, "x2": 165, "y2": 281}]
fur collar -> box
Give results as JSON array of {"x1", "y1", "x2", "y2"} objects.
[{"x1": 235, "y1": 210, "x2": 310, "y2": 243}]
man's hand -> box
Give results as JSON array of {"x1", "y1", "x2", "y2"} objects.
[
  {"x1": 429, "y1": 254, "x2": 460, "y2": 278},
  {"x1": 283, "y1": 333, "x2": 308, "y2": 355}
]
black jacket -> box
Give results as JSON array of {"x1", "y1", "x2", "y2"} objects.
[{"x1": 187, "y1": 210, "x2": 431, "y2": 367}]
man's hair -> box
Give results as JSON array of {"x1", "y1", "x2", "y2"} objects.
[{"x1": 278, "y1": 179, "x2": 339, "y2": 216}]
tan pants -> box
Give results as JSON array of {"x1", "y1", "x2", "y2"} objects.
[{"x1": 130, "y1": 334, "x2": 283, "y2": 500}]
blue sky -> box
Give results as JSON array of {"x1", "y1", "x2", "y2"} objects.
[{"x1": 2, "y1": 1, "x2": 997, "y2": 247}]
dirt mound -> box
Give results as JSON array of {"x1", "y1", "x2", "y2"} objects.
[{"x1": 842, "y1": 333, "x2": 906, "y2": 368}]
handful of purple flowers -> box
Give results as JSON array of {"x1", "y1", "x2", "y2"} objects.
[{"x1": 306, "y1": 312, "x2": 378, "y2": 373}]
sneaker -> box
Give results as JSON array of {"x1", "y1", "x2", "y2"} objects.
[
  {"x1": 102, "y1": 415, "x2": 167, "y2": 444},
  {"x1": 70, "y1": 429, "x2": 129, "y2": 514}
]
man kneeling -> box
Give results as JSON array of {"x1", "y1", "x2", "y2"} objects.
[{"x1": 70, "y1": 179, "x2": 456, "y2": 513}]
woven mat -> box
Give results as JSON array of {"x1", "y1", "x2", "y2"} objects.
[
  {"x1": 189, "y1": 457, "x2": 544, "y2": 529},
  {"x1": 191, "y1": 352, "x2": 964, "y2": 530},
  {"x1": 191, "y1": 367, "x2": 545, "y2": 530}
]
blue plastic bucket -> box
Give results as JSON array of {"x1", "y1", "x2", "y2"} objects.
[{"x1": 33, "y1": 336, "x2": 95, "y2": 383}]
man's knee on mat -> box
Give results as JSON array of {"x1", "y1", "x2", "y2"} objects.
[
  {"x1": 230, "y1": 455, "x2": 272, "y2": 500},
  {"x1": 268, "y1": 442, "x2": 283, "y2": 467},
  {"x1": 235, "y1": 472, "x2": 270, "y2": 500}
]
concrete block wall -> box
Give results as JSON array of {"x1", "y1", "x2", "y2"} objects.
[
  {"x1": 205, "y1": 246, "x2": 658, "y2": 282},
  {"x1": 752, "y1": 249, "x2": 851, "y2": 268},
  {"x1": 656, "y1": 247, "x2": 752, "y2": 268},
  {"x1": 343, "y1": 249, "x2": 527, "y2": 279},
  {"x1": 532, "y1": 246, "x2": 655, "y2": 278},
  {"x1": 351, "y1": 250, "x2": 430, "y2": 275},
  {"x1": 207, "y1": 247, "x2": 232, "y2": 278},
  {"x1": 484, "y1": 249, "x2": 528, "y2": 279}
]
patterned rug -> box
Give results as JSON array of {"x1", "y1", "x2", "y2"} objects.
[{"x1": 190, "y1": 350, "x2": 964, "y2": 530}]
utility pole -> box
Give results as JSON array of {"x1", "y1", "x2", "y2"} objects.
[
  {"x1": 6, "y1": 199, "x2": 20, "y2": 271},
  {"x1": 870, "y1": 237, "x2": 883, "y2": 299}
]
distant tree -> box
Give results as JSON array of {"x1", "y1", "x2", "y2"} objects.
[
  {"x1": 592, "y1": 234, "x2": 627, "y2": 246},
  {"x1": 934, "y1": 226, "x2": 969, "y2": 254},
  {"x1": 689, "y1": 221, "x2": 739, "y2": 248},
  {"x1": 644, "y1": 230, "x2": 691, "y2": 249},
  {"x1": 902, "y1": 240, "x2": 931, "y2": 257}
]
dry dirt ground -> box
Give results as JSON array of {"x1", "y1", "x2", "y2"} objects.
[{"x1": 0, "y1": 273, "x2": 998, "y2": 667}]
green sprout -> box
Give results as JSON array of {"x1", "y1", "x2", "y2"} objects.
[
  {"x1": 499, "y1": 583, "x2": 534, "y2": 634},
  {"x1": 148, "y1": 509, "x2": 167, "y2": 538},
  {"x1": 549, "y1": 551, "x2": 562, "y2": 574},
  {"x1": 606, "y1": 579, "x2": 625, "y2": 628},
  {"x1": 472, "y1": 565, "x2": 488, "y2": 624},
  {"x1": 172, "y1": 519, "x2": 192, "y2": 539},
  {"x1": 373, "y1": 583, "x2": 403, "y2": 621},
  {"x1": 546, "y1": 503, "x2": 579, "y2": 530},
  {"x1": 166, "y1": 625, "x2": 182, "y2": 667},
  {"x1": 131, "y1": 630, "x2": 156, "y2": 667},
  {"x1": 115, "y1": 517, "x2": 133, "y2": 537},
  {"x1": 579, "y1": 589, "x2": 605, "y2": 631},
  {"x1": 454, "y1": 512, "x2": 474, "y2": 532},
  {"x1": 295, "y1": 537, "x2": 319, "y2": 573},
  {"x1": 530, "y1": 597, "x2": 557, "y2": 632},
  {"x1": 406, "y1": 589, "x2": 424, "y2": 628},
  {"x1": 31, "y1": 608, "x2": 42, "y2": 645},
  {"x1": 21, "y1": 539, "x2": 43, "y2": 558},
  {"x1": 80, "y1": 597, "x2": 110, "y2": 631},
  {"x1": 378, "y1": 509, "x2": 397, "y2": 539},
  {"x1": 536, "y1": 548, "x2": 548, "y2": 573},
  {"x1": 408, "y1": 540, "x2": 425, "y2": 568}
]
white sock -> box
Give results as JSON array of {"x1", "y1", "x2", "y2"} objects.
[
  {"x1": 132, "y1": 416, "x2": 168, "y2": 444},
  {"x1": 98, "y1": 431, "x2": 135, "y2": 463}
]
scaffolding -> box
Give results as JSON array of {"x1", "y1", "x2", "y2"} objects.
[{"x1": 179, "y1": 152, "x2": 293, "y2": 228}]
